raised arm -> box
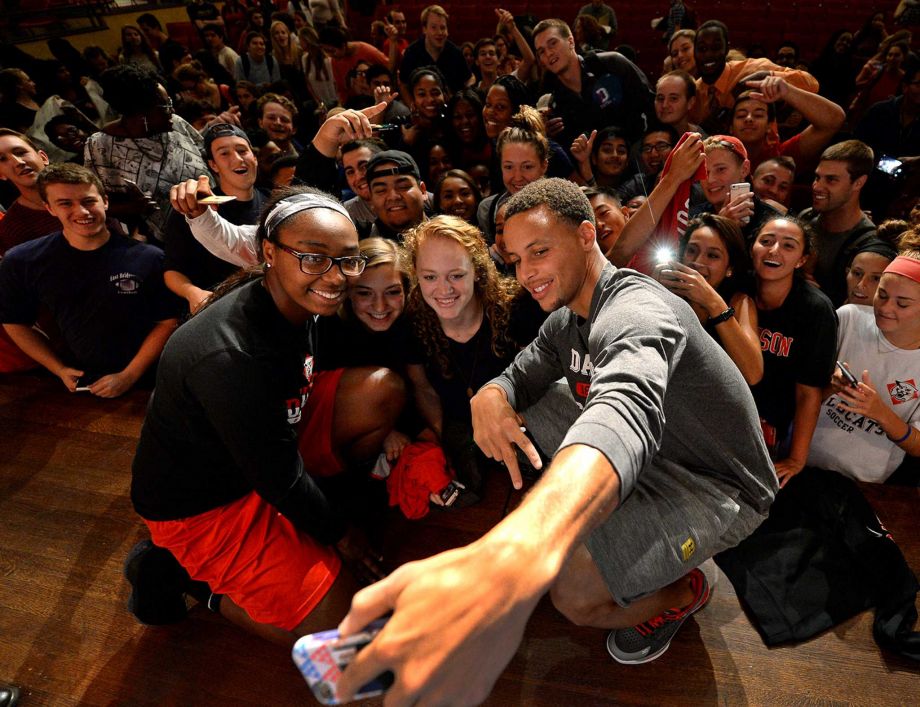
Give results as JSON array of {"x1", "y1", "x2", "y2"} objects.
[
  {"x1": 570, "y1": 129, "x2": 598, "y2": 184},
  {"x1": 336, "y1": 442, "x2": 620, "y2": 704},
  {"x1": 608, "y1": 133, "x2": 705, "y2": 266},
  {"x1": 744, "y1": 75, "x2": 845, "y2": 163},
  {"x1": 497, "y1": 9, "x2": 536, "y2": 82}
]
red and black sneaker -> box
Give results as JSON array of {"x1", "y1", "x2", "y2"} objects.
[{"x1": 606, "y1": 568, "x2": 712, "y2": 665}]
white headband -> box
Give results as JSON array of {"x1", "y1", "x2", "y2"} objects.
[{"x1": 264, "y1": 193, "x2": 352, "y2": 238}]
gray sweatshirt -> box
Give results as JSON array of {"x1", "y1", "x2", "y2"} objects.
[{"x1": 490, "y1": 265, "x2": 777, "y2": 511}]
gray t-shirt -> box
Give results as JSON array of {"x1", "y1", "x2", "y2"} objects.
[
  {"x1": 800, "y1": 208, "x2": 876, "y2": 306},
  {"x1": 490, "y1": 265, "x2": 776, "y2": 511}
]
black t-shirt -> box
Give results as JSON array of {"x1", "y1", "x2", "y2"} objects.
[
  {"x1": 0, "y1": 232, "x2": 180, "y2": 379},
  {"x1": 691, "y1": 194, "x2": 782, "y2": 246},
  {"x1": 131, "y1": 279, "x2": 344, "y2": 544},
  {"x1": 750, "y1": 278, "x2": 837, "y2": 436},
  {"x1": 544, "y1": 51, "x2": 654, "y2": 149},
  {"x1": 412, "y1": 294, "x2": 546, "y2": 426},
  {"x1": 163, "y1": 189, "x2": 267, "y2": 291},
  {"x1": 399, "y1": 39, "x2": 473, "y2": 93},
  {"x1": 315, "y1": 314, "x2": 422, "y2": 372}
]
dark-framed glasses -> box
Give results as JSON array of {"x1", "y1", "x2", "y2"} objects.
[
  {"x1": 274, "y1": 243, "x2": 367, "y2": 276},
  {"x1": 641, "y1": 141, "x2": 673, "y2": 154}
]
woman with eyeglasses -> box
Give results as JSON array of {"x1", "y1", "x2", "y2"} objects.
[
  {"x1": 128, "y1": 187, "x2": 403, "y2": 642},
  {"x1": 84, "y1": 64, "x2": 212, "y2": 243}
]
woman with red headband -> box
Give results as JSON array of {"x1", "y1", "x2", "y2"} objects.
[{"x1": 808, "y1": 233, "x2": 920, "y2": 483}]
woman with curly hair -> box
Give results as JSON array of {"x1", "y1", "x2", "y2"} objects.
[{"x1": 402, "y1": 215, "x2": 544, "y2": 495}]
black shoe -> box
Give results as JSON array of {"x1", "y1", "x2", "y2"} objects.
[
  {"x1": 0, "y1": 684, "x2": 20, "y2": 707},
  {"x1": 124, "y1": 540, "x2": 190, "y2": 625}
]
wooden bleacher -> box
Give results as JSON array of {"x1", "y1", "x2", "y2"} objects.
[{"x1": 0, "y1": 370, "x2": 917, "y2": 704}]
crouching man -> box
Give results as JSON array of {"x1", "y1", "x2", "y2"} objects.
[{"x1": 333, "y1": 178, "x2": 776, "y2": 704}]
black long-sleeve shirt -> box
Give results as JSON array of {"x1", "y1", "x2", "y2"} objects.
[{"x1": 131, "y1": 278, "x2": 344, "y2": 545}]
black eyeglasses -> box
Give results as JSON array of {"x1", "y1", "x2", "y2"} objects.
[
  {"x1": 274, "y1": 243, "x2": 367, "y2": 276},
  {"x1": 641, "y1": 141, "x2": 673, "y2": 154}
]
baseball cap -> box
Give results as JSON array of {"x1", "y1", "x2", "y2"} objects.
[
  {"x1": 202, "y1": 123, "x2": 251, "y2": 160},
  {"x1": 365, "y1": 150, "x2": 421, "y2": 187}
]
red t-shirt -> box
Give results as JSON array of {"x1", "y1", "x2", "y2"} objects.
[{"x1": 331, "y1": 42, "x2": 389, "y2": 100}]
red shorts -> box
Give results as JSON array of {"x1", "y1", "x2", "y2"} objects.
[
  {"x1": 298, "y1": 368, "x2": 346, "y2": 477},
  {"x1": 145, "y1": 492, "x2": 341, "y2": 631}
]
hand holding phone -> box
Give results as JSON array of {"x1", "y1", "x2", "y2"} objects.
[
  {"x1": 729, "y1": 182, "x2": 753, "y2": 224},
  {"x1": 836, "y1": 360, "x2": 860, "y2": 389},
  {"x1": 292, "y1": 618, "x2": 392, "y2": 705}
]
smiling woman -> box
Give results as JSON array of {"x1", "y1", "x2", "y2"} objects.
[
  {"x1": 129, "y1": 186, "x2": 405, "y2": 644},
  {"x1": 748, "y1": 216, "x2": 837, "y2": 488},
  {"x1": 402, "y1": 215, "x2": 544, "y2": 496},
  {"x1": 809, "y1": 237, "x2": 920, "y2": 483},
  {"x1": 84, "y1": 64, "x2": 212, "y2": 243}
]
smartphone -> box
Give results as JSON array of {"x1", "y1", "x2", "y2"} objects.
[
  {"x1": 729, "y1": 182, "x2": 752, "y2": 224},
  {"x1": 877, "y1": 156, "x2": 903, "y2": 177},
  {"x1": 655, "y1": 247, "x2": 675, "y2": 264},
  {"x1": 836, "y1": 361, "x2": 859, "y2": 389},
  {"x1": 292, "y1": 618, "x2": 392, "y2": 705}
]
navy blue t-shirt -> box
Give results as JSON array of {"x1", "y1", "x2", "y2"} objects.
[
  {"x1": 163, "y1": 189, "x2": 267, "y2": 291},
  {"x1": 0, "y1": 232, "x2": 181, "y2": 378}
]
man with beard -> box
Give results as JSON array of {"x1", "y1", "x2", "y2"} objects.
[
  {"x1": 799, "y1": 140, "x2": 883, "y2": 307},
  {"x1": 365, "y1": 150, "x2": 428, "y2": 241}
]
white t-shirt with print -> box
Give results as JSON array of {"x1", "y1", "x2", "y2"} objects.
[{"x1": 808, "y1": 304, "x2": 920, "y2": 482}]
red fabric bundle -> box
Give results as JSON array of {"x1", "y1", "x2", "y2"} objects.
[
  {"x1": 386, "y1": 441, "x2": 453, "y2": 520},
  {"x1": 627, "y1": 132, "x2": 708, "y2": 275}
]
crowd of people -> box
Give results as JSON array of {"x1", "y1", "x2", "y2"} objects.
[{"x1": 0, "y1": 1, "x2": 919, "y2": 704}]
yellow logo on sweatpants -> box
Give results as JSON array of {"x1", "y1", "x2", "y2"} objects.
[{"x1": 681, "y1": 537, "x2": 696, "y2": 561}]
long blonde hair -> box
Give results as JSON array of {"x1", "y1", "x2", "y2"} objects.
[
  {"x1": 402, "y1": 215, "x2": 521, "y2": 378},
  {"x1": 270, "y1": 20, "x2": 302, "y2": 66}
]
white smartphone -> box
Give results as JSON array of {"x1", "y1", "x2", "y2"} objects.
[{"x1": 729, "y1": 182, "x2": 752, "y2": 224}]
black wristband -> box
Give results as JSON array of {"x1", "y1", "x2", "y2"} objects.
[{"x1": 707, "y1": 306, "x2": 735, "y2": 325}]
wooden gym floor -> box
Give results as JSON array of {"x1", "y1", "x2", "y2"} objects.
[{"x1": 0, "y1": 372, "x2": 918, "y2": 705}]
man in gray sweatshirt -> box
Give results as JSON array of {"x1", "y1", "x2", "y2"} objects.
[{"x1": 334, "y1": 178, "x2": 776, "y2": 704}]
